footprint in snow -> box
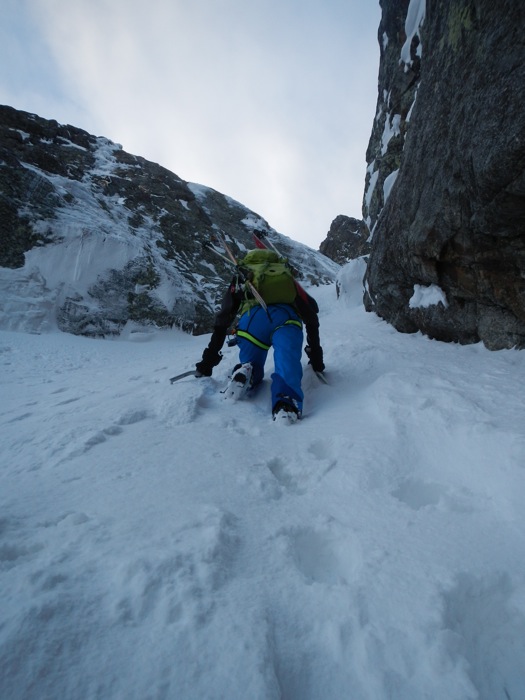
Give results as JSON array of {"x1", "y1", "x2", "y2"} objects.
[
  {"x1": 441, "y1": 573, "x2": 525, "y2": 699},
  {"x1": 308, "y1": 439, "x2": 336, "y2": 462},
  {"x1": 0, "y1": 540, "x2": 45, "y2": 569},
  {"x1": 6, "y1": 412, "x2": 33, "y2": 423},
  {"x1": 111, "y1": 508, "x2": 239, "y2": 627},
  {"x1": 391, "y1": 478, "x2": 445, "y2": 510},
  {"x1": 392, "y1": 477, "x2": 478, "y2": 514},
  {"x1": 81, "y1": 409, "x2": 148, "y2": 452},
  {"x1": 266, "y1": 457, "x2": 304, "y2": 495},
  {"x1": 0, "y1": 514, "x2": 74, "y2": 572},
  {"x1": 264, "y1": 442, "x2": 337, "y2": 495},
  {"x1": 117, "y1": 408, "x2": 149, "y2": 426},
  {"x1": 54, "y1": 396, "x2": 82, "y2": 407},
  {"x1": 287, "y1": 523, "x2": 363, "y2": 586}
]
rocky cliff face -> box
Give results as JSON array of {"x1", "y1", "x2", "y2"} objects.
[
  {"x1": 319, "y1": 215, "x2": 370, "y2": 265},
  {"x1": 0, "y1": 105, "x2": 338, "y2": 336},
  {"x1": 362, "y1": 0, "x2": 525, "y2": 349}
]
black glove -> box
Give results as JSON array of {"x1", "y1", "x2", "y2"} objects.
[
  {"x1": 195, "y1": 347, "x2": 222, "y2": 377},
  {"x1": 305, "y1": 345, "x2": 325, "y2": 372}
]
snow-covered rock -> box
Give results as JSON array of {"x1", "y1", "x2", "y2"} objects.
[{"x1": 0, "y1": 105, "x2": 338, "y2": 337}]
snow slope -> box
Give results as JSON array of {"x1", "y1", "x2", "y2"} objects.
[{"x1": 2, "y1": 259, "x2": 525, "y2": 700}]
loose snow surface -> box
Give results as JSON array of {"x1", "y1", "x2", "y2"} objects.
[{"x1": 2, "y1": 260, "x2": 525, "y2": 700}]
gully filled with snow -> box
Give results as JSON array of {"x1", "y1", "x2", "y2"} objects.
[{"x1": 2, "y1": 260, "x2": 525, "y2": 699}]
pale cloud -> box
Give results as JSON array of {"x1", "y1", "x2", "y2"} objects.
[{"x1": 1, "y1": 0, "x2": 381, "y2": 248}]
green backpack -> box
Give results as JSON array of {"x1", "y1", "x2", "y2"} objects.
[{"x1": 238, "y1": 249, "x2": 297, "y2": 306}]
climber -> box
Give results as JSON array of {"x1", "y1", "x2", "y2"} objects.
[{"x1": 195, "y1": 249, "x2": 325, "y2": 423}]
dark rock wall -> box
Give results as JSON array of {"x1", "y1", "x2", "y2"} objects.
[
  {"x1": 364, "y1": 0, "x2": 525, "y2": 349},
  {"x1": 319, "y1": 215, "x2": 370, "y2": 265}
]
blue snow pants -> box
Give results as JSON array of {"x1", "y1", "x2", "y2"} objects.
[{"x1": 236, "y1": 304, "x2": 304, "y2": 413}]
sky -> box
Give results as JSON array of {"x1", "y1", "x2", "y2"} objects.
[
  {"x1": 2, "y1": 263, "x2": 525, "y2": 698},
  {"x1": 0, "y1": 0, "x2": 382, "y2": 248}
]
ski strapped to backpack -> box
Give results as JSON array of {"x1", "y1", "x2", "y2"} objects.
[
  {"x1": 206, "y1": 231, "x2": 298, "y2": 310},
  {"x1": 212, "y1": 233, "x2": 270, "y2": 312}
]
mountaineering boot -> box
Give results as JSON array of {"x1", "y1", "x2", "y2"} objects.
[
  {"x1": 272, "y1": 399, "x2": 300, "y2": 424},
  {"x1": 224, "y1": 362, "x2": 253, "y2": 400}
]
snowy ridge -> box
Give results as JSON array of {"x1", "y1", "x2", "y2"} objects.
[
  {"x1": 1, "y1": 137, "x2": 188, "y2": 333},
  {"x1": 1, "y1": 114, "x2": 338, "y2": 336},
  {"x1": 2, "y1": 259, "x2": 525, "y2": 699}
]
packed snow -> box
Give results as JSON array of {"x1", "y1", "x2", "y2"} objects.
[
  {"x1": 2, "y1": 259, "x2": 525, "y2": 700},
  {"x1": 410, "y1": 283, "x2": 449, "y2": 309},
  {"x1": 382, "y1": 169, "x2": 399, "y2": 204},
  {"x1": 380, "y1": 114, "x2": 401, "y2": 157},
  {"x1": 400, "y1": 0, "x2": 426, "y2": 67}
]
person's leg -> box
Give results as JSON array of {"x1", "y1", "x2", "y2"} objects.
[
  {"x1": 271, "y1": 321, "x2": 304, "y2": 414},
  {"x1": 236, "y1": 338, "x2": 268, "y2": 387},
  {"x1": 236, "y1": 307, "x2": 271, "y2": 387}
]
